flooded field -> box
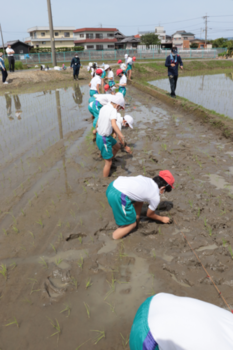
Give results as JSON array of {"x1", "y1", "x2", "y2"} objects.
[
  {"x1": 0, "y1": 82, "x2": 233, "y2": 349},
  {"x1": 149, "y1": 73, "x2": 233, "y2": 119}
]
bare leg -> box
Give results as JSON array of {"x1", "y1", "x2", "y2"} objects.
[
  {"x1": 133, "y1": 202, "x2": 144, "y2": 226},
  {"x1": 112, "y1": 222, "x2": 137, "y2": 240},
  {"x1": 103, "y1": 159, "x2": 112, "y2": 177},
  {"x1": 129, "y1": 70, "x2": 132, "y2": 80},
  {"x1": 112, "y1": 143, "x2": 121, "y2": 157}
]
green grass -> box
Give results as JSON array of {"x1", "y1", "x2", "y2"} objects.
[{"x1": 4, "y1": 59, "x2": 25, "y2": 71}]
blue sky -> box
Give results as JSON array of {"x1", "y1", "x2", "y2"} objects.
[{"x1": 1, "y1": 0, "x2": 233, "y2": 43}]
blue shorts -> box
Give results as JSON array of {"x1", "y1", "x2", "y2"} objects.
[
  {"x1": 101, "y1": 71, "x2": 106, "y2": 79},
  {"x1": 96, "y1": 133, "x2": 117, "y2": 160},
  {"x1": 90, "y1": 90, "x2": 98, "y2": 97},
  {"x1": 127, "y1": 64, "x2": 132, "y2": 71},
  {"x1": 109, "y1": 81, "x2": 115, "y2": 87},
  {"x1": 119, "y1": 86, "x2": 126, "y2": 97},
  {"x1": 88, "y1": 96, "x2": 96, "y2": 104},
  {"x1": 88, "y1": 100, "x2": 103, "y2": 128},
  {"x1": 106, "y1": 182, "x2": 136, "y2": 226}
]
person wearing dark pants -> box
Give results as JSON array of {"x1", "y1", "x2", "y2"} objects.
[
  {"x1": 0, "y1": 53, "x2": 8, "y2": 84},
  {"x1": 70, "y1": 54, "x2": 81, "y2": 80},
  {"x1": 165, "y1": 47, "x2": 183, "y2": 98},
  {"x1": 6, "y1": 45, "x2": 15, "y2": 72}
]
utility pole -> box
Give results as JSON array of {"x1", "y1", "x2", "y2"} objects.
[
  {"x1": 47, "y1": 0, "x2": 57, "y2": 66},
  {"x1": 203, "y1": 15, "x2": 208, "y2": 49},
  {"x1": 0, "y1": 24, "x2": 5, "y2": 55}
]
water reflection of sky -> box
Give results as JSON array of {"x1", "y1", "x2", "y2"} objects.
[{"x1": 149, "y1": 73, "x2": 233, "y2": 119}]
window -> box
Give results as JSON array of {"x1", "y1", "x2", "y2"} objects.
[
  {"x1": 64, "y1": 32, "x2": 70, "y2": 37},
  {"x1": 86, "y1": 33, "x2": 94, "y2": 39},
  {"x1": 96, "y1": 33, "x2": 103, "y2": 39},
  {"x1": 132, "y1": 43, "x2": 137, "y2": 48},
  {"x1": 42, "y1": 41, "x2": 46, "y2": 45},
  {"x1": 184, "y1": 37, "x2": 188, "y2": 40},
  {"x1": 55, "y1": 32, "x2": 59, "y2": 36},
  {"x1": 87, "y1": 45, "x2": 94, "y2": 49},
  {"x1": 41, "y1": 33, "x2": 45, "y2": 37},
  {"x1": 108, "y1": 45, "x2": 114, "y2": 48},
  {"x1": 20, "y1": 50, "x2": 24, "y2": 53},
  {"x1": 107, "y1": 33, "x2": 114, "y2": 37},
  {"x1": 96, "y1": 45, "x2": 103, "y2": 50},
  {"x1": 80, "y1": 34, "x2": 84, "y2": 38}
]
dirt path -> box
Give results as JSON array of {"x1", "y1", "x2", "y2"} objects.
[{"x1": 0, "y1": 83, "x2": 233, "y2": 349}]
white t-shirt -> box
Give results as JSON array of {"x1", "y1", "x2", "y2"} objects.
[
  {"x1": 113, "y1": 175, "x2": 160, "y2": 210},
  {"x1": 125, "y1": 54, "x2": 128, "y2": 59},
  {"x1": 127, "y1": 57, "x2": 133, "y2": 65},
  {"x1": 148, "y1": 293, "x2": 233, "y2": 350},
  {"x1": 6, "y1": 47, "x2": 14, "y2": 56},
  {"x1": 119, "y1": 75, "x2": 127, "y2": 86},
  {"x1": 95, "y1": 94, "x2": 112, "y2": 106},
  {"x1": 97, "y1": 103, "x2": 117, "y2": 137},
  {"x1": 108, "y1": 71, "x2": 114, "y2": 79},
  {"x1": 116, "y1": 113, "x2": 123, "y2": 130},
  {"x1": 91, "y1": 67, "x2": 95, "y2": 76},
  {"x1": 90, "y1": 75, "x2": 101, "y2": 91}
]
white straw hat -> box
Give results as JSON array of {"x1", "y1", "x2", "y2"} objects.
[
  {"x1": 110, "y1": 92, "x2": 125, "y2": 109},
  {"x1": 104, "y1": 64, "x2": 110, "y2": 70},
  {"x1": 124, "y1": 115, "x2": 134, "y2": 129}
]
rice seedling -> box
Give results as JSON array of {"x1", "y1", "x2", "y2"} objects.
[
  {"x1": 12, "y1": 226, "x2": 19, "y2": 233},
  {"x1": 50, "y1": 244, "x2": 56, "y2": 253},
  {"x1": 60, "y1": 304, "x2": 71, "y2": 317},
  {"x1": 77, "y1": 257, "x2": 83, "y2": 269},
  {"x1": 83, "y1": 302, "x2": 90, "y2": 318},
  {"x1": 57, "y1": 220, "x2": 62, "y2": 227},
  {"x1": 51, "y1": 199, "x2": 55, "y2": 205},
  {"x1": 70, "y1": 276, "x2": 78, "y2": 289},
  {"x1": 0, "y1": 264, "x2": 7, "y2": 280},
  {"x1": 120, "y1": 333, "x2": 129, "y2": 348},
  {"x1": 46, "y1": 210, "x2": 50, "y2": 217},
  {"x1": 222, "y1": 238, "x2": 227, "y2": 247},
  {"x1": 55, "y1": 258, "x2": 63, "y2": 266},
  {"x1": 228, "y1": 246, "x2": 233, "y2": 259},
  {"x1": 78, "y1": 237, "x2": 82, "y2": 244},
  {"x1": 36, "y1": 219, "x2": 43, "y2": 228},
  {"x1": 47, "y1": 318, "x2": 61, "y2": 341},
  {"x1": 66, "y1": 221, "x2": 70, "y2": 228},
  {"x1": 119, "y1": 242, "x2": 128, "y2": 260},
  {"x1": 91, "y1": 330, "x2": 105, "y2": 345},
  {"x1": 34, "y1": 192, "x2": 38, "y2": 198},
  {"x1": 105, "y1": 301, "x2": 115, "y2": 313},
  {"x1": 28, "y1": 231, "x2": 34, "y2": 239},
  {"x1": 23, "y1": 298, "x2": 32, "y2": 305},
  {"x1": 203, "y1": 218, "x2": 207, "y2": 227},
  {"x1": 10, "y1": 262, "x2": 17, "y2": 270},
  {"x1": 70, "y1": 209, "x2": 75, "y2": 217},
  {"x1": 197, "y1": 208, "x2": 201, "y2": 218},
  {"x1": 220, "y1": 209, "x2": 226, "y2": 216},
  {"x1": 84, "y1": 250, "x2": 88, "y2": 257},
  {"x1": 5, "y1": 317, "x2": 19, "y2": 328},
  {"x1": 39, "y1": 257, "x2": 48, "y2": 269},
  {"x1": 76, "y1": 339, "x2": 90, "y2": 350},
  {"x1": 207, "y1": 225, "x2": 212, "y2": 236},
  {"x1": 86, "y1": 279, "x2": 92, "y2": 289},
  {"x1": 188, "y1": 200, "x2": 193, "y2": 208},
  {"x1": 57, "y1": 232, "x2": 63, "y2": 243},
  {"x1": 105, "y1": 274, "x2": 116, "y2": 300},
  {"x1": 3, "y1": 229, "x2": 7, "y2": 236},
  {"x1": 152, "y1": 251, "x2": 156, "y2": 259}
]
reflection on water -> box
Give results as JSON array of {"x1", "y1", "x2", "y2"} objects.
[
  {"x1": 5, "y1": 94, "x2": 22, "y2": 119},
  {"x1": 149, "y1": 73, "x2": 233, "y2": 119},
  {"x1": 72, "y1": 83, "x2": 83, "y2": 105}
]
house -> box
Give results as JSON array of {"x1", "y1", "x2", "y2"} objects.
[
  {"x1": 25, "y1": 26, "x2": 75, "y2": 48},
  {"x1": 0, "y1": 40, "x2": 32, "y2": 54},
  {"x1": 114, "y1": 30, "x2": 140, "y2": 49},
  {"x1": 171, "y1": 31, "x2": 195, "y2": 49},
  {"x1": 137, "y1": 27, "x2": 172, "y2": 49},
  {"x1": 73, "y1": 28, "x2": 118, "y2": 50},
  {"x1": 189, "y1": 38, "x2": 212, "y2": 49}
]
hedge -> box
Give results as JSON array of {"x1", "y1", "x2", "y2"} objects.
[{"x1": 30, "y1": 46, "x2": 84, "y2": 53}]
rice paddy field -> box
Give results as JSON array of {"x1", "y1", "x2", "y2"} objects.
[{"x1": 0, "y1": 75, "x2": 233, "y2": 349}]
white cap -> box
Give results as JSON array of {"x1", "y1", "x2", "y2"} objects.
[
  {"x1": 110, "y1": 92, "x2": 125, "y2": 109},
  {"x1": 124, "y1": 115, "x2": 134, "y2": 129},
  {"x1": 120, "y1": 63, "x2": 127, "y2": 71},
  {"x1": 89, "y1": 62, "x2": 93, "y2": 67},
  {"x1": 104, "y1": 64, "x2": 110, "y2": 70}
]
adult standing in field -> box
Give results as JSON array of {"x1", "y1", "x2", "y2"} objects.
[
  {"x1": 70, "y1": 54, "x2": 81, "y2": 80},
  {"x1": 6, "y1": 45, "x2": 15, "y2": 72},
  {"x1": 106, "y1": 171, "x2": 174, "y2": 239},
  {"x1": 0, "y1": 53, "x2": 8, "y2": 84},
  {"x1": 130, "y1": 293, "x2": 233, "y2": 350},
  {"x1": 165, "y1": 46, "x2": 183, "y2": 98}
]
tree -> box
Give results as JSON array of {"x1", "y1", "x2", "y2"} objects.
[
  {"x1": 211, "y1": 37, "x2": 228, "y2": 48},
  {"x1": 140, "y1": 33, "x2": 161, "y2": 47},
  {"x1": 190, "y1": 43, "x2": 199, "y2": 49}
]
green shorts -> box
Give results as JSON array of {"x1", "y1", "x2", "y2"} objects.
[
  {"x1": 118, "y1": 86, "x2": 126, "y2": 97},
  {"x1": 126, "y1": 64, "x2": 132, "y2": 71},
  {"x1": 90, "y1": 90, "x2": 98, "y2": 97},
  {"x1": 96, "y1": 133, "x2": 117, "y2": 159},
  {"x1": 106, "y1": 182, "x2": 136, "y2": 226}
]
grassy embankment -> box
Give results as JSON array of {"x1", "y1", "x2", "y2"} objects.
[{"x1": 131, "y1": 59, "x2": 233, "y2": 140}]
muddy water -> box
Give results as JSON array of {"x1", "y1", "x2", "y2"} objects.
[
  {"x1": 149, "y1": 73, "x2": 233, "y2": 119},
  {"x1": 0, "y1": 83, "x2": 233, "y2": 349}
]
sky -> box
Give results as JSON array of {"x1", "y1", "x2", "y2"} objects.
[{"x1": 1, "y1": 0, "x2": 233, "y2": 43}]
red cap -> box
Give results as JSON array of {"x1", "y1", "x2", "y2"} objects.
[
  {"x1": 159, "y1": 170, "x2": 175, "y2": 188},
  {"x1": 104, "y1": 84, "x2": 110, "y2": 91},
  {"x1": 116, "y1": 69, "x2": 123, "y2": 76},
  {"x1": 96, "y1": 68, "x2": 102, "y2": 75},
  {"x1": 133, "y1": 57, "x2": 136, "y2": 61},
  {"x1": 118, "y1": 59, "x2": 122, "y2": 63}
]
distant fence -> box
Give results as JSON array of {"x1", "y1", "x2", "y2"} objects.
[{"x1": 7, "y1": 48, "x2": 228, "y2": 66}]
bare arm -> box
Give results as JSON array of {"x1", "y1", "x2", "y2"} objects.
[
  {"x1": 111, "y1": 119, "x2": 124, "y2": 141},
  {"x1": 147, "y1": 208, "x2": 170, "y2": 224},
  {"x1": 96, "y1": 84, "x2": 100, "y2": 94}
]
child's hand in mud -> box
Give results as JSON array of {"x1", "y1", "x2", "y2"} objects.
[
  {"x1": 125, "y1": 145, "x2": 132, "y2": 154},
  {"x1": 161, "y1": 216, "x2": 172, "y2": 224}
]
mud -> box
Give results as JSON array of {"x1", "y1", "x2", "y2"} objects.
[{"x1": 0, "y1": 83, "x2": 233, "y2": 349}]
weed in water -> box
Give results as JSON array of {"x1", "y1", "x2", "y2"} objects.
[
  {"x1": 55, "y1": 258, "x2": 63, "y2": 266},
  {"x1": 5, "y1": 317, "x2": 19, "y2": 328},
  {"x1": 60, "y1": 304, "x2": 71, "y2": 317},
  {"x1": 39, "y1": 257, "x2": 48, "y2": 269},
  {"x1": 50, "y1": 244, "x2": 56, "y2": 253},
  {"x1": 86, "y1": 279, "x2": 92, "y2": 289},
  {"x1": 91, "y1": 330, "x2": 105, "y2": 345},
  {"x1": 0, "y1": 264, "x2": 7, "y2": 280},
  {"x1": 77, "y1": 257, "x2": 83, "y2": 269},
  {"x1": 84, "y1": 302, "x2": 90, "y2": 318},
  {"x1": 47, "y1": 318, "x2": 61, "y2": 341}
]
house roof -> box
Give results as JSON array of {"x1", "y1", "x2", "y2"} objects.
[
  {"x1": 74, "y1": 27, "x2": 118, "y2": 33},
  {"x1": 172, "y1": 31, "x2": 195, "y2": 37},
  {"x1": 28, "y1": 26, "x2": 75, "y2": 32},
  {"x1": 134, "y1": 34, "x2": 140, "y2": 38},
  {"x1": 0, "y1": 40, "x2": 32, "y2": 48},
  {"x1": 74, "y1": 38, "x2": 117, "y2": 44},
  {"x1": 119, "y1": 36, "x2": 140, "y2": 43}
]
